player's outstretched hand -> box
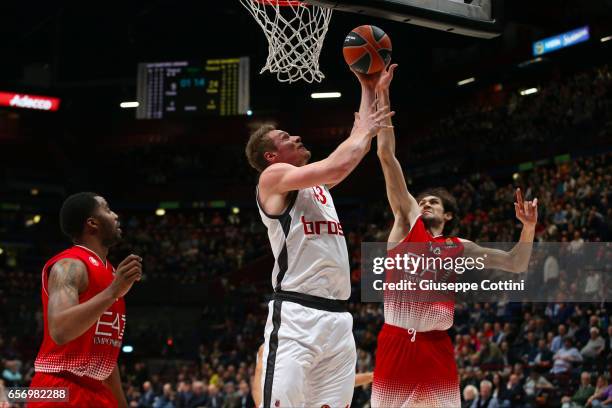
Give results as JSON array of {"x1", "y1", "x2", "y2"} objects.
[
  {"x1": 353, "y1": 99, "x2": 395, "y2": 138},
  {"x1": 376, "y1": 63, "x2": 398, "y2": 94},
  {"x1": 352, "y1": 68, "x2": 383, "y2": 90},
  {"x1": 514, "y1": 188, "x2": 538, "y2": 227},
  {"x1": 109, "y1": 254, "x2": 143, "y2": 298}
]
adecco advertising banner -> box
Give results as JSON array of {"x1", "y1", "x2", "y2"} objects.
[{"x1": 0, "y1": 92, "x2": 61, "y2": 111}]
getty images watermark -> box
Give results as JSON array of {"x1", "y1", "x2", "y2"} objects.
[{"x1": 361, "y1": 242, "x2": 611, "y2": 303}]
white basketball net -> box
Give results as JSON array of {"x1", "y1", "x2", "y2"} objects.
[{"x1": 240, "y1": 0, "x2": 333, "y2": 83}]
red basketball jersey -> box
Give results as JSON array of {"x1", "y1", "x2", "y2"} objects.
[
  {"x1": 34, "y1": 245, "x2": 126, "y2": 381},
  {"x1": 384, "y1": 215, "x2": 463, "y2": 332}
]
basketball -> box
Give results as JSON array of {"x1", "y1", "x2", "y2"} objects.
[{"x1": 343, "y1": 25, "x2": 392, "y2": 74}]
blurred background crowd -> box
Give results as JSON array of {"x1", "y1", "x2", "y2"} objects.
[{"x1": 1, "y1": 5, "x2": 612, "y2": 406}]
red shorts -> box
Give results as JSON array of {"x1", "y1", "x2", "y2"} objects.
[
  {"x1": 27, "y1": 372, "x2": 116, "y2": 408},
  {"x1": 372, "y1": 323, "x2": 460, "y2": 408}
]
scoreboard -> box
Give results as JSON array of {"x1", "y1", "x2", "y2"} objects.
[{"x1": 136, "y1": 57, "x2": 250, "y2": 119}]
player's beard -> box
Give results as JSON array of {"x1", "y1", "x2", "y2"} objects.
[
  {"x1": 422, "y1": 214, "x2": 443, "y2": 231},
  {"x1": 99, "y1": 218, "x2": 122, "y2": 247}
]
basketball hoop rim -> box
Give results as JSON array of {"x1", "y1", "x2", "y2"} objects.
[{"x1": 253, "y1": 0, "x2": 305, "y2": 6}]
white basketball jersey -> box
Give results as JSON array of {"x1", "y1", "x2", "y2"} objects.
[{"x1": 257, "y1": 185, "x2": 351, "y2": 300}]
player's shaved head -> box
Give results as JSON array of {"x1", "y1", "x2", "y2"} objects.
[{"x1": 59, "y1": 192, "x2": 100, "y2": 240}]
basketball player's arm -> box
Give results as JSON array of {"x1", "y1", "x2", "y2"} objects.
[
  {"x1": 252, "y1": 344, "x2": 264, "y2": 407},
  {"x1": 375, "y1": 64, "x2": 420, "y2": 242},
  {"x1": 103, "y1": 365, "x2": 128, "y2": 408},
  {"x1": 354, "y1": 372, "x2": 373, "y2": 387},
  {"x1": 461, "y1": 189, "x2": 538, "y2": 273},
  {"x1": 47, "y1": 256, "x2": 141, "y2": 345},
  {"x1": 260, "y1": 102, "x2": 394, "y2": 195}
]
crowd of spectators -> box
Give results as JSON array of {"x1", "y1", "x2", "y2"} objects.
[
  {"x1": 411, "y1": 64, "x2": 612, "y2": 169},
  {"x1": 113, "y1": 210, "x2": 268, "y2": 284}
]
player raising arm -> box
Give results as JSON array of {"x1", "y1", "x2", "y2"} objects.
[
  {"x1": 375, "y1": 64, "x2": 538, "y2": 271},
  {"x1": 372, "y1": 63, "x2": 538, "y2": 408},
  {"x1": 246, "y1": 70, "x2": 394, "y2": 408}
]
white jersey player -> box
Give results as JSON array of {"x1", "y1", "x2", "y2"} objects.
[{"x1": 245, "y1": 72, "x2": 394, "y2": 407}]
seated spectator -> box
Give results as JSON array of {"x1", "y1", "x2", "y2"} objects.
[
  {"x1": 478, "y1": 334, "x2": 504, "y2": 370},
  {"x1": 491, "y1": 373, "x2": 504, "y2": 401},
  {"x1": 471, "y1": 380, "x2": 500, "y2": 408},
  {"x1": 463, "y1": 384, "x2": 478, "y2": 408},
  {"x1": 561, "y1": 371, "x2": 595, "y2": 408},
  {"x1": 188, "y1": 381, "x2": 208, "y2": 408},
  {"x1": 222, "y1": 382, "x2": 239, "y2": 408},
  {"x1": 139, "y1": 380, "x2": 156, "y2": 407},
  {"x1": 552, "y1": 325, "x2": 568, "y2": 353},
  {"x1": 586, "y1": 376, "x2": 612, "y2": 408},
  {"x1": 521, "y1": 331, "x2": 539, "y2": 365},
  {"x1": 500, "y1": 374, "x2": 525, "y2": 407},
  {"x1": 524, "y1": 369, "x2": 554, "y2": 407},
  {"x1": 552, "y1": 338, "x2": 583, "y2": 375},
  {"x1": 531, "y1": 338, "x2": 553, "y2": 371},
  {"x1": 581, "y1": 327, "x2": 605, "y2": 360},
  {"x1": 176, "y1": 380, "x2": 194, "y2": 408},
  {"x1": 207, "y1": 384, "x2": 224, "y2": 408},
  {"x1": 153, "y1": 383, "x2": 176, "y2": 408},
  {"x1": 236, "y1": 380, "x2": 254, "y2": 408}
]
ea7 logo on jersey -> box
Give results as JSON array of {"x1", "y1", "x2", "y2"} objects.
[
  {"x1": 94, "y1": 311, "x2": 126, "y2": 347},
  {"x1": 301, "y1": 216, "x2": 344, "y2": 236}
]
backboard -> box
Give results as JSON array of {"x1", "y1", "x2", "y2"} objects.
[{"x1": 307, "y1": 0, "x2": 503, "y2": 39}]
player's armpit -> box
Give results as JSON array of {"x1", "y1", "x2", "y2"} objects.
[{"x1": 387, "y1": 217, "x2": 411, "y2": 248}]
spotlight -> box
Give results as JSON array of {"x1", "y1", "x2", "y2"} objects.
[{"x1": 520, "y1": 88, "x2": 538, "y2": 96}]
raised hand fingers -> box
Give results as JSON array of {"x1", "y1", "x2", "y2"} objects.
[
  {"x1": 118, "y1": 254, "x2": 140, "y2": 268},
  {"x1": 369, "y1": 104, "x2": 390, "y2": 116},
  {"x1": 124, "y1": 264, "x2": 143, "y2": 281},
  {"x1": 514, "y1": 202, "x2": 523, "y2": 217},
  {"x1": 370, "y1": 108, "x2": 395, "y2": 122},
  {"x1": 515, "y1": 188, "x2": 524, "y2": 206},
  {"x1": 118, "y1": 258, "x2": 140, "y2": 272}
]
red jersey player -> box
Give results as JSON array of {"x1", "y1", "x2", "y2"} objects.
[
  {"x1": 372, "y1": 64, "x2": 538, "y2": 408},
  {"x1": 28, "y1": 192, "x2": 142, "y2": 408}
]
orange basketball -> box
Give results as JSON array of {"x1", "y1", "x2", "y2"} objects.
[{"x1": 343, "y1": 25, "x2": 392, "y2": 74}]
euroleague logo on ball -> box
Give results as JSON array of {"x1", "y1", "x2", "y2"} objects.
[{"x1": 89, "y1": 256, "x2": 99, "y2": 266}]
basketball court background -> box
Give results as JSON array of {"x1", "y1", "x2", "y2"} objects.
[{"x1": 1, "y1": 1, "x2": 611, "y2": 407}]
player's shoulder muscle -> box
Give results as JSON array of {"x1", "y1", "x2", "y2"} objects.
[{"x1": 48, "y1": 258, "x2": 88, "y2": 294}]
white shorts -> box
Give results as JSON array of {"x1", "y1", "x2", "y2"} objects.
[{"x1": 260, "y1": 296, "x2": 356, "y2": 408}]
